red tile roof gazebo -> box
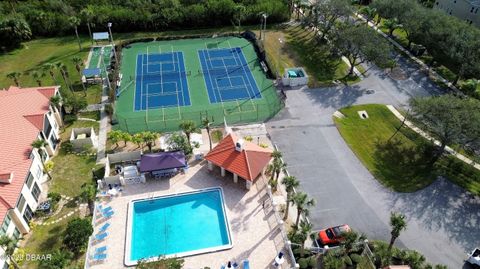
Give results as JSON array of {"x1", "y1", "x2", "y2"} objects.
[{"x1": 204, "y1": 133, "x2": 272, "y2": 189}]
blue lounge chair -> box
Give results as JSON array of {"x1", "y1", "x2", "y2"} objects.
[
  {"x1": 98, "y1": 222, "x2": 110, "y2": 232},
  {"x1": 243, "y1": 260, "x2": 249, "y2": 269},
  {"x1": 94, "y1": 246, "x2": 107, "y2": 254},
  {"x1": 102, "y1": 210, "x2": 114, "y2": 218},
  {"x1": 95, "y1": 232, "x2": 108, "y2": 241},
  {"x1": 97, "y1": 205, "x2": 113, "y2": 214},
  {"x1": 92, "y1": 253, "x2": 107, "y2": 261}
]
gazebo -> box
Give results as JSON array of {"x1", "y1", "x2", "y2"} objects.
[
  {"x1": 139, "y1": 151, "x2": 187, "y2": 178},
  {"x1": 205, "y1": 133, "x2": 272, "y2": 189}
]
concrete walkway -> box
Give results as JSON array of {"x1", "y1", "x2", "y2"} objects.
[
  {"x1": 96, "y1": 80, "x2": 110, "y2": 164},
  {"x1": 387, "y1": 105, "x2": 480, "y2": 171}
]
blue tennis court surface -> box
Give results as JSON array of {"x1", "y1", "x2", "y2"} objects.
[
  {"x1": 134, "y1": 52, "x2": 190, "y2": 111},
  {"x1": 198, "y1": 47, "x2": 261, "y2": 104}
]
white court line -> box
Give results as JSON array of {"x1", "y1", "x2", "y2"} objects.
[{"x1": 174, "y1": 52, "x2": 185, "y2": 107}]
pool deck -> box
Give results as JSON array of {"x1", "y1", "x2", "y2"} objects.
[{"x1": 88, "y1": 160, "x2": 292, "y2": 269}]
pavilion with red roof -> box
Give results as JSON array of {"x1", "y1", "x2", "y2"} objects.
[{"x1": 204, "y1": 133, "x2": 272, "y2": 189}]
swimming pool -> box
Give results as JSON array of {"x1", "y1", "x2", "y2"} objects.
[{"x1": 125, "y1": 188, "x2": 232, "y2": 265}]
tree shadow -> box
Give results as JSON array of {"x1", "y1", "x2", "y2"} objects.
[{"x1": 373, "y1": 137, "x2": 437, "y2": 191}]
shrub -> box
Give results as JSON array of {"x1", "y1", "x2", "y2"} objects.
[
  {"x1": 137, "y1": 256, "x2": 184, "y2": 269},
  {"x1": 343, "y1": 255, "x2": 353, "y2": 266},
  {"x1": 350, "y1": 253, "x2": 362, "y2": 264},
  {"x1": 48, "y1": 192, "x2": 62, "y2": 210},
  {"x1": 308, "y1": 256, "x2": 317, "y2": 267},
  {"x1": 298, "y1": 258, "x2": 308, "y2": 269},
  {"x1": 323, "y1": 250, "x2": 345, "y2": 269},
  {"x1": 63, "y1": 114, "x2": 77, "y2": 125},
  {"x1": 38, "y1": 249, "x2": 72, "y2": 269},
  {"x1": 63, "y1": 218, "x2": 93, "y2": 254},
  {"x1": 104, "y1": 103, "x2": 114, "y2": 116},
  {"x1": 61, "y1": 141, "x2": 74, "y2": 153}
]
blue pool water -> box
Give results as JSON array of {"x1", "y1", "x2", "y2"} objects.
[{"x1": 129, "y1": 188, "x2": 231, "y2": 261}]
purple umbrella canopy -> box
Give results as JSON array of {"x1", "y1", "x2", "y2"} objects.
[{"x1": 139, "y1": 151, "x2": 186, "y2": 172}]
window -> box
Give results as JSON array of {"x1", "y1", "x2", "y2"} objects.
[
  {"x1": 0, "y1": 214, "x2": 11, "y2": 235},
  {"x1": 23, "y1": 205, "x2": 33, "y2": 224},
  {"x1": 35, "y1": 164, "x2": 43, "y2": 180},
  {"x1": 12, "y1": 228, "x2": 20, "y2": 240},
  {"x1": 475, "y1": 8, "x2": 478, "y2": 14},
  {"x1": 3, "y1": 261, "x2": 9, "y2": 269},
  {"x1": 471, "y1": 6, "x2": 475, "y2": 12},
  {"x1": 49, "y1": 132, "x2": 59, "y2": 150},
  {"x1": 43, "y1": 115, "x2": 52, "y2": 139},
  {"x1": 25, "y1": 172, "x2": 34, "y2": 189},
  {"x1": 16, "y1": 194, "x2": 26, "y2": 213},
  {"x1": 31, "y1": 183, "x2": 41, "y2": 202}
]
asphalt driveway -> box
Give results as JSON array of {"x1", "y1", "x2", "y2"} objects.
[{"x1": 266, "y1": 58, "x2": 479, "y2": 268}]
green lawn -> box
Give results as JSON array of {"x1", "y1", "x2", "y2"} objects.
[
  {"x1": 0, "y1": 36, "x2": 102, "y2": 104},
  {"x1": 334, "y1": 104, "x2": 480, "y2": 194},
  {"x1": 264, "y1": 25, "x2": 360, "y2": 87}
]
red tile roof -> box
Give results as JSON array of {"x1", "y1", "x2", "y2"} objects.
[
  {"x1": 205, "y1": 133, "x2": 272, "y2": 181},
  {"x1": 0, "y1": 85, "x2": 59, "y2": 224}
]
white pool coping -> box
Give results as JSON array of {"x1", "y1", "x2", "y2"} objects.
[{"x1": 124, "y1": 187, "x2": 233, "y2": 266}]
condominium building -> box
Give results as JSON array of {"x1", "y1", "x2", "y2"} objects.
[
  {"x1": 0, "y1": 86, "x2": 63, "y2": 269},
  {"x1": 435, "y1": 0, "x2": 480, "y2": 27}
]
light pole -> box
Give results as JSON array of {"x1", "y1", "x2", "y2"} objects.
[
  {"x1": 107, "y1": 22, "x2": 117, "y2": 63},
  {"x1": 262, "y1": 13, "x2": 268, "y2": 41}
]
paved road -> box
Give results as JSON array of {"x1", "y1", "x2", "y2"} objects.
[{"x1": 266, "y1": 57, "x2": 479, "y2": 268}]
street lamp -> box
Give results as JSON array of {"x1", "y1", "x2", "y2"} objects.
[
  {"x1": 261, "y1": 13, "x2": 268, "y2": 41},
  {"x1": 107, "y1": 22, "x2": 117, "y2": 63}
]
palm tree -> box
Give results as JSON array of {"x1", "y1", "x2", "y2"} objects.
[
  {"x1": 72, "y1": 56, "x2": 83, "y2": 75},
  {"x1": 270, "y1": 150, "x2": 283, "y2": 181},
  {"x1": 341, "y1": 230, "x2": 366, "y2": 254},
  {"x1": 72, "y1": 56, "x2": 87, "y2": 95},
  {"x1": 383, "y1": 18, "x2": 402, "y2": 37},
  {"x1": 0, "y1": 235, "x2": 20, "y2": 269},
  {"x1": 6, "y1": 72, "x2": 21, "y2": 87},
  {"x1": 42, "y1": 63, "x2": 57, "y2": 84},
  {"x1": 80, "y1": 7, "x2": 94, "y2": 44},
  {"x1": 297, "y1": 220, "x2": 313, "y2": 257},
  {"x1": 291, "y1": 192, "x2": 315, "y2": 228},
  {"x1": 79, "y1": 183, "x2": 96, "y2": 214},
  {"x1": 31, "y1": 139, "x2": 52, "y2": 180},
  {"x1": 388, "y1": 211, "x2": 407, "y2": 251},
  {"x1": 69, "y1": 16, "x2": 82, "y2": 51},
  {"x1": 31, "y1": 70, "x2": 44, "y2": 86},
  {"x1": 55, "y1": 62, "x2": 72, "y2": 92},
  {"x1": 50, "y1": 95, "x2": 61, "y2": 111},
  {"x1": 202, "y1": 117, "x2": 213, "y2": 151},
  {"x1": 282, "y1": 175, "x2": 300, "y2": 220},
  {"x1": 359, "y1": 6, "x2": 377, "y2": 25},
  {"x1": 179, "y1": 120, "x2": 200, "y2": 146}
]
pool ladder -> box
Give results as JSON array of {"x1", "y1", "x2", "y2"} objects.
[{"x1": 148, "y1": 192, "x2": 155, "y2": 200}]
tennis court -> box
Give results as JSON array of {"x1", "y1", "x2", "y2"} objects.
[
  {"x1": 134, "y1": 52, "x2": 191, "y2": 111},
  {"x1": 115, "y1": 37, "x2": 282, "y2": 133},
  {"x1": 199, "y1": 47, "x2": 261, "y2": 103}
]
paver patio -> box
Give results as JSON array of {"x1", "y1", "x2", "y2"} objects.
[{"x1": 86, "y1": 161, "x2": 292, "y2": 269}]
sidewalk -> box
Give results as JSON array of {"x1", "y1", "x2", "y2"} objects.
[
  {"x1": 96, "y1": 80, "x2": 110, "y2": 164},
  {"x1": 386, "y1": 105, "x2": 480, "y2": 171}
]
